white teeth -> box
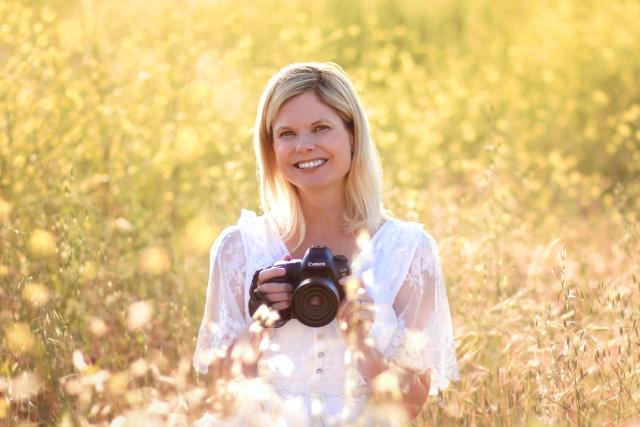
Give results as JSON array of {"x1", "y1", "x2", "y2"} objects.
[{"x1": 297, "y1": 159, "x2": 326, "y2": 169}]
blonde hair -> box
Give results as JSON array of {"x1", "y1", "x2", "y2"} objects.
[{"x1": 253, "y1": 62, "x2": 386, "y2": 251}]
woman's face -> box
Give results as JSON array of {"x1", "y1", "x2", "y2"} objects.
[{"x1": 271, "y1": 91, "x2": 353, "y2": 195}]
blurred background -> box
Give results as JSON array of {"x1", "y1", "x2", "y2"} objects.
[{"x1": 1, "y1": 0, "x2": 639, "y2": 425}]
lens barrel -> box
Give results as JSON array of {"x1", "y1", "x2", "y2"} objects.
[{"x1": 292, "y1": 277, "x2": 340, "y2": 327}]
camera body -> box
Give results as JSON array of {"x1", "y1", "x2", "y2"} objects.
[{"x1": 249, "y1": 246, "x2": 350, "y2": 327}]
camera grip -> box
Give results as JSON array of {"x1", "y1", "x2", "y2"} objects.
[{"x1": 247, "y1": 268, "x2": 289, "y2": 328}]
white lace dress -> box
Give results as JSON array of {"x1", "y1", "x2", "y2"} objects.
[{"x1": 193, "y1": 210, "x2": 459, "y2": 426}]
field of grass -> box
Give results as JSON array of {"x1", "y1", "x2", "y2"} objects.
[{"x1": 1, "y1": 0, "x2": 639, "y2": 425}]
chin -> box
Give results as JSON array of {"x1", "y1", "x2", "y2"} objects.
[
  {"x1": 292, "y1": 181, "x2": 330, "y2": 192},
  {"x1": 293, "y1": 179, "x2": 348, "y2": 194}
]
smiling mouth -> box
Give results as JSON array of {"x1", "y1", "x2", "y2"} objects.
[{"x1": 295, "y1": 159, "x2": 328, "y2": 170}]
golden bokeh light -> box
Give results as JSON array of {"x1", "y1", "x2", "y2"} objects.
[
  {"x1": 89, "y1": 317, "x2": 108, "y2": 337},
  {"x1": 0, "y1": 197, "x2": 11, "y2": 222},
  {"x1": 27, "y1": 229, "x2": 57, "y2": 259},
  {"x1": 7, "y1": 371, "x2": 43, "y2": 401},
  {"x1": 22, "y1": 282, "x2": 49, "y2": 307},
  {"x1": 181, "y1": 216, "x2": 218, "y2": 255},
  {"x1": 138, "y1": 246, "x2": 171, "y2": 276},
  {"x1": 5, "y1": 323, "x2": 37, "y2": 355},
  {"x1": 127, "y1": 300, "x2": 154, "y2": 330}
]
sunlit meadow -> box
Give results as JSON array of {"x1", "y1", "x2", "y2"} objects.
[{"x1": 1, "y1": 0, "x2": 639, "y2": 425}]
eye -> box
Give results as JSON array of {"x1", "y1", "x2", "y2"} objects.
[
  {"x1": 278, "y1": 130, "x2": 295, "y2": 138},
  {"x1": 313, "y1": 125, "x2": 330, "y2": 133}
]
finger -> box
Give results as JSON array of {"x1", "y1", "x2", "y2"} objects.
[
  {"x1": 338, "y1": 275, "x2": 365, "y2": 287},
  {"x1": 271, "y1": 301, "x2": 292, "y2": 311},
  {"x1": 355, "y1": 287, "x2": 368, "y2": 298},
  {"x1": 342, "y1": 299, "x2": 374, "y2": 326},
  {"x1": 338, "y1": 276, "x2": 350, "y2": 287},
  {"x1": 348, "y1": 309, "x2": 375, "y2": 326},
  {"x1": 257, "y1": 282, "x2": 293, "y2": 293},
  {"x1": 264, "y1": 291, "x2": 292, "y2": 303},
  {"x1": 338, "y1": 276, "x2": 372, "y2": 299},
  {"x1": 336, "y1": 297, "x2": 351, "y2": 321},
  {"x1": 258, "y1": 267, "x2": 287, "y2": 283},
  {"x1": 340, "y1": 299, "x2": 358, "y2": 321},
  {"x1": 338, "y1": 276, "x2": 360, "y2": 298},
  {"x1": 282, "y1": 253, "x2": 293, "y2": 261},
  {"x1": 347, "y1": 297, "x2": 371, "y2": 314},
  {"x1": 338, "y1": 301, "x2": 358, "y2": 326},
  {"x1": 353, "y1": 286, "x2": 374, "y2": 303},
  {"x1": 338, "y1": 275, "x2": 361, "y2": 299}
]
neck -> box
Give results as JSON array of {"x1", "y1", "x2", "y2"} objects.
[{"x1": 297, "y1": 184, "x2": 347, "y2": 237}]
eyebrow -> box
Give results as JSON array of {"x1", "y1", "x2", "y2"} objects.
[{"x1": 273, "y1": 119, "x2": 332, "y2": 134}]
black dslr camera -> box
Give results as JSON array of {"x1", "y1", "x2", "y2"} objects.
[{"x1": 248, "y1": 246, "x2": 350, "y2": 327}]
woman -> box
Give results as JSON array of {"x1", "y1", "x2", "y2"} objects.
[{"x1": 193, "y1": 62, "x2": 459, "y2": 425}]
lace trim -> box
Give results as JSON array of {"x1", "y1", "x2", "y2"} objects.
[
  {"x1": 372, "y1": 220, "x2": 424, "y2": 302},
  {"x1": 193, "y1": 227, "x2": 248, "y2": 374},
  {"x1": 237, "y1": 209, "x2": 288, "y2": 320},
  {"x1": 384, "y1": 323, "x2": 457, "y2": 396},
  {"x1": 193, "y1": 313, "x2": 245, "y2": 374},
  {"x1": 384, "y1": 321, "x2": 431, "y2": 371},
  {"x1": 383, "y1": 232, "x2": 461, "y2": 395},
  {"x1": 367, "y1": 304, "x2": 398, "y2": 353}
]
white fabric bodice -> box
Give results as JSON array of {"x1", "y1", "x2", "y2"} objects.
[{"x1": 193, "y1": 210, "x2": 459, "y2": 425}]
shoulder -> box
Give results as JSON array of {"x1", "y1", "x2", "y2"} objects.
[
  {"x1": 209, "y1": 209, "x2": 275, "y2": 260},
  {"x1": 383, "y1": 218, "x2": 441, "y2": 268},
  {"x1": 384, "y1": 218, "x2": 439, "y2": 249},
  {"x1": 416, "y1": 226, "x2": 440, "y2": 258},
  {"x1": 236, "y1": 208, "x2": 277, "y2": 229},
  {"x1": 210, "y1": 225, "x2": 244, "y2": 260}
]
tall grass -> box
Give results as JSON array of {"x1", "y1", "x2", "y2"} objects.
[{"x1": 1, "y1": 0, "x2": 639, "y2": 425}]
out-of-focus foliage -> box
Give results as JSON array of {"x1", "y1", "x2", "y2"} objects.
[{"x1": 1, "y1": 0, "x2": 639, "y2": 425}]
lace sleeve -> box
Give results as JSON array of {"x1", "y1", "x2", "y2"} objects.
[
  {"x1": 193, "y1": 226, "x2": 249, "y2": 375},
  {"x1": 385, "y1": 232, "x2": 460, "y2": 395}
]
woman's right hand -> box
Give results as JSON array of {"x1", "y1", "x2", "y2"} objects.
[{"x1": 256, "y1": 253, "x2": 294, "y2": 311}]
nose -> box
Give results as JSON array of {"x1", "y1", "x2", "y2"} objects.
[{"x1": 295, "y1": 133, "x2": 315, "y2": 153}]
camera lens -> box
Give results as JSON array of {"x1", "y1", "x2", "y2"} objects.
[{"x1": 292, "y1": 277, "x2": 340, "y2": 327}]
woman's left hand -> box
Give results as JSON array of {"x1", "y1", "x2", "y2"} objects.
[{"x1": 336, "y1": 276, "x2": 375, "y2": 346}]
